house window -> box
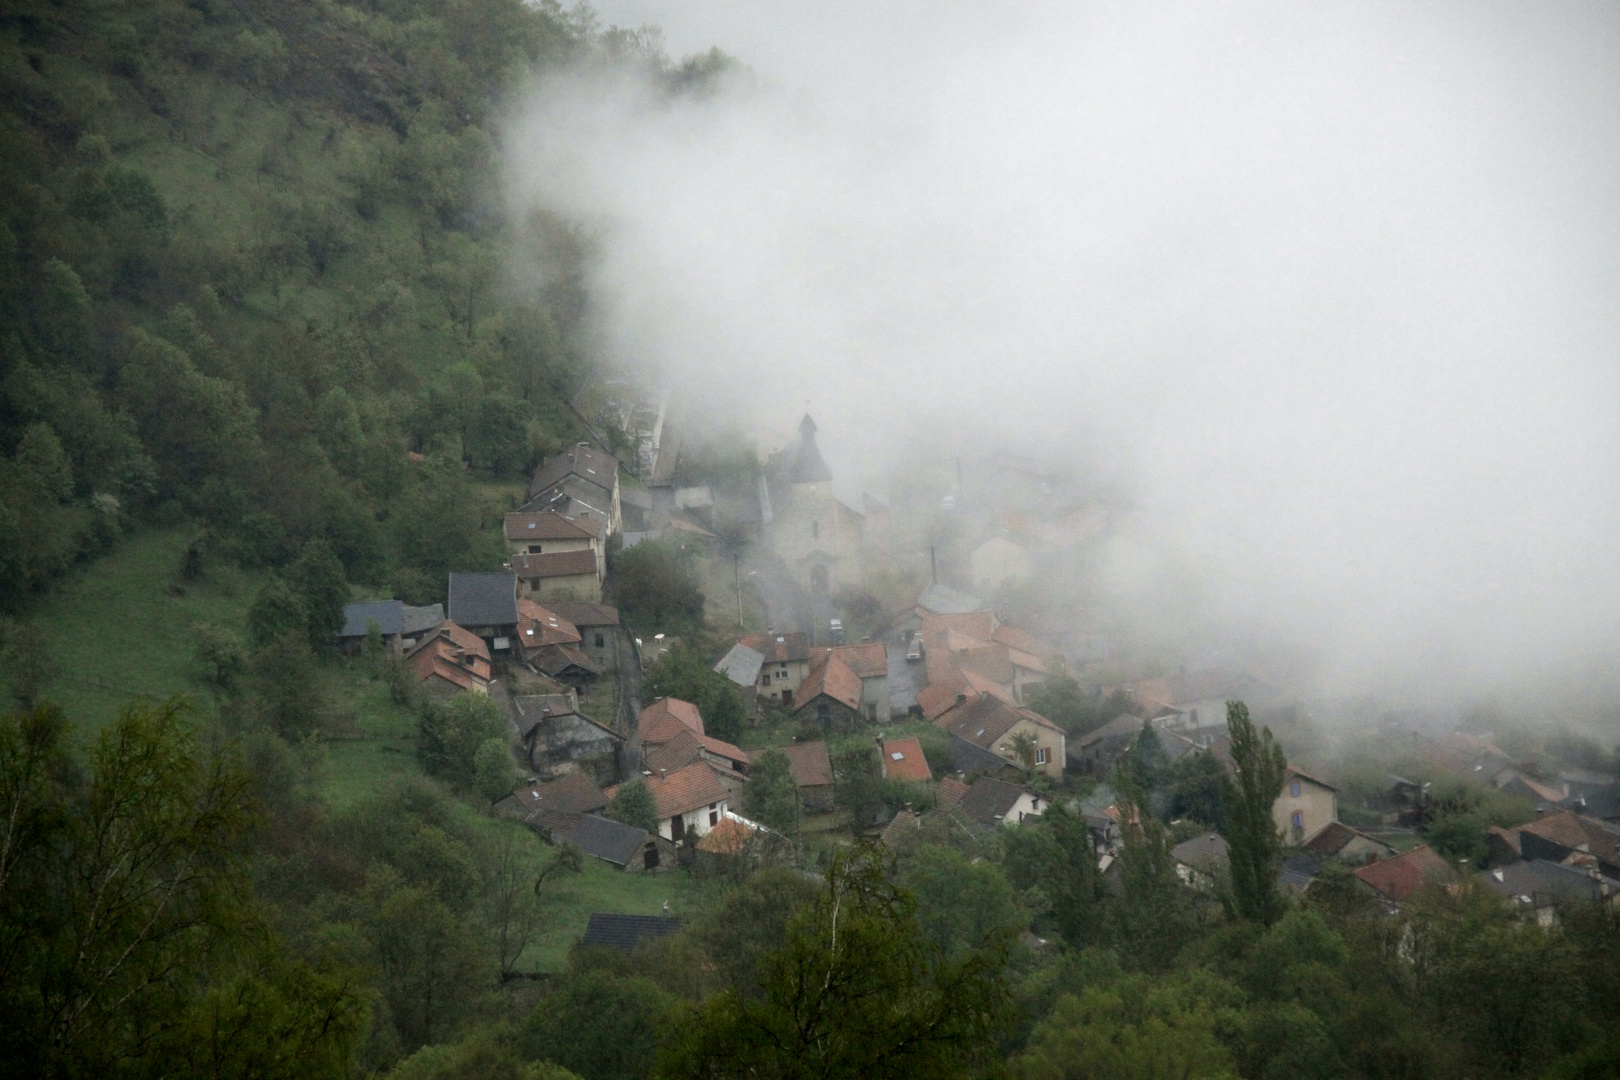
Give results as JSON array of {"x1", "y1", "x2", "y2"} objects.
[
  {"x1": 709, "y1": 809, "x2": 719, "y2": 827},
  {"x1": 529, "y1": 544, "x2": 542, "y2": 554},
  {"x1": 594, "y1": 633, "x2": 605, "y2": 648},
  {"x1": 1291, "y1": 811, "x2": 1303, "y2": 829},
  {"x1": 1291, "y1": 782, "x2": 1301, "y2": 798},
  {"x1": 762, "y1": 673, "x2": 772, "y2": 685},
  {"x1": 1034, "y1": 747, "x2": 1049, "y2": 766}
]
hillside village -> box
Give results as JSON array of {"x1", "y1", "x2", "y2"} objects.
[{"x1": 347, "y1": 407, "x2": 1620, "y2": 942}]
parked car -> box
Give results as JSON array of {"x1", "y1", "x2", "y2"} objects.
[{"x1": 906, "y1": 636, "x2": 924, "y2": 662}]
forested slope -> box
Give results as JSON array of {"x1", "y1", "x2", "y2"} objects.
[{"x1": 0, "y1": 0, "x2": 649, "y2": 610}]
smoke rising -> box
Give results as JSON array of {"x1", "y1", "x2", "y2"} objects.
[{"x1": 506, "y1": 2, "x2": 1620, "y2": 714}]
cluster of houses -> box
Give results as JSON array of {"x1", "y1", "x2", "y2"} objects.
[{"x1": 336, "y1": 419, "x2": 1618, "y2": 937}]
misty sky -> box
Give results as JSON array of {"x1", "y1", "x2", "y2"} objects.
[{"x1": 508, "y1": 2, "x2": 1620, "y2": 710}]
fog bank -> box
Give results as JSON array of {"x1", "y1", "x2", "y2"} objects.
[{"x1": 507, "y1": 2, "x2": 1620, "y2": 711}]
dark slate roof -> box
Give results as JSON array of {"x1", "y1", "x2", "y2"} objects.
[
  {"x1": 957, "y1": 777, "x2": 1028, "y2": 827},
  {"x1": 1171, "y1": 832, "x2": 1229, "y2": 872},
  {"x1": 1480, "y1": 859, "x2": 1620, "y2": 905},
  {"x1": 340, "y1": 600, "x2": 403, "y2": 638},
  {"x1": 402, "y1": 603, "x2": 444, "y2": 635},
  {"x1": 579, "y1": 913, "x2": 681, "y2": 952},
  {"x1": 569, "y1": 814, "x2": 651, "y2": 868},
  {"x1": 950, "y1": 734, "x2": 1015, "y2": 777},
  {"x1": 529, "y1": 443, "x2": 620, "y2": 500},
  {"x1": 447, "y1": 572, "x2": 519, "y2": 627},
  {"x1": 1278, "y1": 854, "x2": 1322, "y2": 892}
]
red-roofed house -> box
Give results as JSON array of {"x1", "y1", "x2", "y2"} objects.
[
  {"x1": 935, "y1": 693, "x2": 1066, "y2": 780},
  {"x1": 749, "y1": 741, "x2": 835, "y2": 811},
  {"x1": 618, "y1": 761, "x2": 729, "y2": 843},
  {"x1": 1354, "y1": 844, "x2": 1457, "y2": 903},
  {"x1": 405, "y1": 622, "x2": 491, "y2": 696},
  {"x1": 880, "y1": 737, "x2": 933, "y2": 784},
  {"x1": 792, "y1": 652, "x2": 864, "y2": 733},
  {"x1": 638, "y1": 697, "x2": 705, "y2": 745}
]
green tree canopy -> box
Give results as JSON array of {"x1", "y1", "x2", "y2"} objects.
[
  {"x1": 1219, "y1": 700, "x2": 1288, "y2": 925},
  {"x1": 659, "y1": 843, "x2": 1010, "y2": 1080},
  {"x1": 606, "y1": 778, "x2": 659, "y2": 834},
  {"x1": 742, "y1": 748, "x2": 800, "y2": 836}
]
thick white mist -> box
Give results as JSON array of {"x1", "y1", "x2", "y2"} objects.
[{"x1": 507, "y1": 2, "x2": 1620, "y2": 709}]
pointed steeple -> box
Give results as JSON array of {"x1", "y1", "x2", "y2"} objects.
[{"x1": 789, "y1": 414, "x2": 833, "y2": 483}]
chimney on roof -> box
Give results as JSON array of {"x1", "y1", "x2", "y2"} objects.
[
  {"x1": 956, "y1": 693, "x2": 967, "y2": 705},
  {"x1": 659, "y1": 768, "x2": 667, "y2": 780}
]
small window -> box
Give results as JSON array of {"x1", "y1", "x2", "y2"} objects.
[
  {"x1": 709, "y1": 810, "x2": 719, "y2": 827},
  {"x1": 1291, "y1": 782, "x2": 1301, "y2": 798},
  {"x1": 594, "y1": 633, "x2": 605, "y2": 648},
  {"x1": 1034, "y1": 747, "x2": 1049, "y2": 766},
  {"x1": 1291, "y1": 811, "x2": 1303, "y2": 829},
  {"x1": 761, "y1": 672, "x2": 772, "y2": 685}
]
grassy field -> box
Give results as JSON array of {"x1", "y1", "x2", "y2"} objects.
[
  {"x1": 519, "y1": 855, "x2": 698, "y2": 973},
  {"x1": 4, "y1": 528, "x2": 268, "y2": 742}
]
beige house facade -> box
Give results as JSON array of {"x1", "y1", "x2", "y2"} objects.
[{"x1": 1274, "y1": 767, "x2": 1338, "y2": 846}]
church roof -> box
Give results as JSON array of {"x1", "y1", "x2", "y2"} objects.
[{"x1": 789, "y1": 414, "x2": 833, "y2": 484}]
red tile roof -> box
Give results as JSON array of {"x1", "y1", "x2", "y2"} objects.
[
  {"x1": 919, "y1": 612, "x2": 997, "y2": 651},
  {"x1": 511, "y1": 550, "x2": 599, "y2": 579},
  {"x1": 916, "y1": 670, "x2": 1015, "y2": 720},
  {"x1": 643, "y1": 762, "x2": 728, "y2": 819},
  {"x1": 643, "y1": 730, "x2": 704, "y2": 775},
  {"x1": 739, "y1": 632, "x2": 811, "y2": 663},
  {"x1": 518, "y1": 599, "x2": 581, "y2": 648},
  {"x1": 1353, "y1": 844, "x2": 1455, "y2": 901},
  {"x1": 510, "y1": 772, "x2": 608, "y2": 816},
  {"x1": 833, "y1": 642, "x2": 889, "y2": 679},
  {"x1": 1286, "y1": 766, "x2": 1338, "y2": 793},
  {"x1": 546, "y1": 602, "x2": 620, "y2": 628},
  {"x1": 936, "y1": 694, "x2": 1021, "y2": 749},
  {"x1": 504, "y1": 510, "x2": 598, "y2": 542},
  {"x1": 936, "y1": 776, "x2": 970, "y2": 809},
  {"x1": 793, "y1": 653, "x2": 863, "y2": 713},
  {"x1": 990, "y1": 623, "x2": 1060, "y2": 660},
  {"x1": 750, "y1": 741, "x2": 834, "y2": 788},
  {"x1": 405, "y1": 622, "x2": 492, "y2": 691},
  {"x1": 697, "y1": 733, "x2": 749, "y2": 765},
  {"x1": 695, "y1": 816, "x2": 755, "y2": 855},
  {"x1": 638, "y1": 698, "x2": 705, "y2": 744},
  {"x1": 1519, "y1": 811, "x2": 1620, "y2": 862},
  {"x1": 881, "y1": 737, "x2": 933, "y2": 783}
]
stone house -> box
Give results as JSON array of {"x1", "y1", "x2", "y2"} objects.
[
  {"x1": 512, "y1": 550, "x2": 602, "y2": 603},
  {"x1": 404, "y1": 622, "x2": 491, "y2": 696},
  {"x1": 934, "y1": 693, "x2": 1066, "y2": 780},
  {"x1": 336, "y1": 600, "x2": 443, "y2": 655},
  {"x1": 738, "y1": 631, "x2": 813, "y2": 705},
  {"x1": 508, "y1": 692, "x2": 622, "y2": 785},
  {"x1": 504, "y1": 510, "x2": 605, "y2": 578},
  {"x1": 812, "y1": 642, "x2": 890, "y2": 722},
  {"x1": 527, "y1": 443, "x2": 622, "y2": 536},
  {"x1": 446, "y1": 571, "x2": 520, "y2": 657},
  {"x1": 791, "y1": 652, "x2": 865, "y2": 733}
]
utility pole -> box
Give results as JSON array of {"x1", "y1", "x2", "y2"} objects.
[
  {"x1": 929, "y1": 545, "x2": 937, "y2": 584},
  {"x1": 734, "y1": 552, "x2": 743, "y2": 628}
]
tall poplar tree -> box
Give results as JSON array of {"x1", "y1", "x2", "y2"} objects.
[{"x1": 1219, "y1": 700, "x2": 1287, "y2": 925}]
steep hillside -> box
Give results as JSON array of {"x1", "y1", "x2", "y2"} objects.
[{"x1": 0, "y1": 0, "x2": 612, "y2": 616}]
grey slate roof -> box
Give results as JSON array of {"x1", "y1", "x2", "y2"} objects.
[
  {"x1": 340, "y1": 600, "x2": 403, "y2": 638},
  {"x1": 569, "y1": 814, "x2": 651, "y2": 868},
  {"x1": 1171, "y1": 832, "x2": 1230, "y2": 872},
  {"x1": 1278, "y1": 854, "x2": 1322, "y2": 891},
  {"x1": 401, "y1": 603, "x2": 443, "y2": 636},
  {"x1": 580, "y1": 913, "x2": 681, "y2": 952},
  {"x1": 1481, "y1": 859, "x2": 1620, "y2": 905},
  {"x1": 951, "y1": 734, "x2": 1016, "y2": 778},
  {"x1": 957, "y1": 777, "x2": 1029, "y2": 827},
  {"x1": 714, "y1": 643, "x2": 765, "y2": 688},
  {"x1": 447, "y1": 572, "x2": 519, "y2": 628}
]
